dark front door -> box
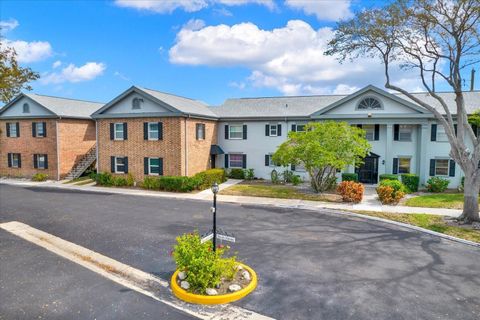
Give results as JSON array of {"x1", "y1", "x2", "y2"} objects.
[{"x1": 355, "y1": 156, "x2": 379, "y2": 184}]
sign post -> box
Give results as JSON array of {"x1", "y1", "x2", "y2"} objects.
[{"x1": 211, "y1": 182, "x2": 219, "y2": 252}]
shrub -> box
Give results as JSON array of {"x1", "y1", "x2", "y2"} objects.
[
  {"x1": 32, "y1": 173, "x2": 48, "y2": 182},
  {"x1": 336, "y1": 181, "x2": 364, "y2": 203},
  {"x1": 194, "y1": 169, "x2": 227, "y2": 190},
  {"x1": 172, "y1": 232, "x2": 237, "y2": 294},
  {"x1": 401, "y1": 174, "x2": 420, "y2": 193},
  {"x1": 158, "y1": 176, "x2": 199, "y2": 192},
  {"x1": 379, "y1": 174, "x2": 399, "y2": 181},
  {"x1": 270, "y1": 169, "x2": 280, "y2": 184},
  {"x1": 426, "y1": 177, "x2": 450, "y2": 193},
  {"x1": 282, "y1": 170, "x2": 295, "y2": 183},
  {"x1": 95, "y1": 172, "x2": 114, "y2": 186},
  {"x1": 459, "y1": 176, "x2": 465, "y2": 192},
  {"x1": 291, "y1": 174, "x2": 302, "y2": 186},
  {"x1": 95, "y1": 172, "x2": 134, "y2": 187},
  {"x1": 342, "y1": 173, "x2": 358, "y2": 182},
  {"x1": 377, "y1": 179, "x2": 405, "y2": 204},
  {"x1": 228, "y1": 168, "x2": 245, "y2": 179},
  {"x1": 244, "y1": 168, "x2": 255, "y2": 180},
  {"x1": 142, "y1": 176, "x2": 160, "y2": 190}
]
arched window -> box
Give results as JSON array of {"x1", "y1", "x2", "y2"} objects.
[
  {"x1": 132, "y1": 97, "x2": 143, "y2": 110},
  {"x1": 23, "y1": 103, "x2": 30, "y2": 113},
  {"x1": 357, "y1": 97, "x2": 382, "y2": 110}
]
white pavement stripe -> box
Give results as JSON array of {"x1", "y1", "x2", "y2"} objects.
[{"x1": 0, "y1": 221, "x2": 274, "y2": 320}]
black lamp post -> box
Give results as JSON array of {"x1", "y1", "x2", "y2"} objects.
[{"x1": 211, "y1": 182, "x2": 219, "y2": 252}]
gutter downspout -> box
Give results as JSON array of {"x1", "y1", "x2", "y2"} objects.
[
  {"x1": 56, "y1": 118, "x2": 61, "y2": 180},
  {"x1": 185, "y1": 115, "x2": 190, "y2": 176},
  {"x1": 95, "y1": 120, "x2": 99, "y2": 172}
]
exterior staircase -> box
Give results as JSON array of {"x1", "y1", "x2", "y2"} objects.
[{"x1": 65, "y1": 145, "x2": 96, "y2": 180}]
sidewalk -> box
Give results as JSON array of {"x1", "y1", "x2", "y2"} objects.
[{"x1": 0, "y1": 178, "x2": 461, "y2": 217}]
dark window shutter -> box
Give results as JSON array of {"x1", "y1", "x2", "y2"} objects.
[
  {"x1": 159, "y1": 158, "x2": 164, "y2": 176},
  {"x1": 32, "y1": 122, "x2": 37, "y2": 137},
  {"x1": 158, "y1": 122, "x2": 163, "y2": 140},
  {"x1": 265, "y1": 155, "x2": 270, "y2": 166},
  {"x1": 429, "y1": 159, "x2": 435, "y2": 176},
  {"x1": 144, "y1": 157, "x2": 149, "y2": 174},
  {"x1": 449, "y1": 159, "x2": 455, "y2": 177},
  {"x1": 357, "y1": 124, "x2": 363, "y2": 129},
  {"x1": 392, "y1": 158, "x2": 398, "y2": 174},
  {"x1": 224, "y1": 125, "x2": 229, "y2": 139},
  {"x1": 393, "y1": 124, "x2": 400, "y2": 141},
  {"x1": 16, "y1": 122, "x2": 20, "y2": 137},
  {"x1": 431, "y1": 124, "x2": 437, "y2": 141},
  {"x1": 143, "y1": 123, "x2": 148, "y2": 140},
  {"x1": 124, "y1": 157, "x2": 128, "y2": 173},
  {"x1": 454, "y1": 124, "x2": 457, "y2": 136},
  {"x1": 6, "y1": 123, "x2": 10, "y2": 137},
  {"x1": 291, "y1": 164, "x2": 296, "y2": 171},
  {"x1": 110, "y1": 156, "x2": 115, "y2": 173},
  {"x1": 123, "y1": 123, "x2": 128, "y2": 140},
  {"x1": 242, "y1": 154, "x2": 247, "y2": 169},
  {"x1": 224, "y1": 154, "x2": 229, "y2": 168},
  {"x1": 243, "y1": 125, "x2": 247, "y2": 139},
  {"x1": 291, "y1": 124, "x2": 297, "y2": 132},
  {"x1": 195, "y1": 124, "x2": 199, "y2": 140},
  {"x1": 18, "y1": 154, "x2": 21, "y2": 168},
  {"x1": 7, "y1": 153, "x2": 11, "y2": 168},
  {"x1": 472, "y1": 124, "x2": 478, "y2": 137},
  {"x1": 374, "y1": 124, "x2": 380, "y2": 140},
  {"x1": 33, "y1": 154, "x2": 38, "y2": 169},
  {"x1": 44, "y1": 154, "x2": 48, "y2": 169},
  {"x1": 42, "y1": 122, "x2": 47, "y2": 137},
  {"x1": 110, "y1": 123, "x2": 114, "y2": 140},
  {"x1": 277, "y1": 124, "x2": 282, "y2": 136},
  {"x1": 265, "y1": 124, "x2": 270, "y2": 136}
]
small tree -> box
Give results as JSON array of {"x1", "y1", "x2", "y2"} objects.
[
  {"x1": 272, "y1": 121, "x2": 371, "y2": 192},
  {"x1": 0, "y1": 42, "x2": 39, "y2": 103},
  {"x1": 325, "y1": 0, "x2": 480, "y2": 223}
]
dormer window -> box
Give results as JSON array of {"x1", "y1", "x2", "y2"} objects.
[
  {"x1": 132, "y1": 97, "x2": 143, "y2": 110},
  {"x1": 23, "y1": 103, "x2": 30, "y2": 113},
  {"x1": 357, "y1": 97, "x2": 382, "y2": 110}
]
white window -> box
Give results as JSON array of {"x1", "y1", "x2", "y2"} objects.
[
  {"x1": 148, "y1": 158, "x2": 161, "y2": 175},
  {"x1": 295, "y1": 162, "x2": 306, "y2": 172},
  {"x1": 229, "y1": 125, "x2": 243, "y2": 139},
  {"x1": 8, "y1": 123, "x2": 18, "y2": 137},
  {"x1": 36, "y1": 122, "x2": 45, "y2": 137},
  {"x1": 36, "y1": 154, "x2": 47, "y2": 169},
  {"x1": 358, "y1": 97, "x2": 382, "y2": 110},
  {"x1": 196, "y1": 123, "x2": 205, "y2": 140},
  {"x1": 436, "y1": 126, "x2": 448, "y2": 142},
  {"x1": 10, "y1": 153, "x2": 20, "y2": 168},
  {"x1": 296, "y1": 124, "x2": 306, "y2": 132},
  {"x1": 435, "y1": 159, "x2": 449, "y2": 176},
  {"x1": 148, "y1": 122, "x2": 159, "y2": 140},
  {"x1": 266, "y1": 154, "x2": 276, "y2": 167},
  {"x1": 398, "y1": 158, "x2": 411, "y2": 174},
  {"x1": 115, "y1": 157, "x2": 126, "y2": 173},
  {"x1": 269, "y1": 124, "x2": 278, "y2": 136},
  {"x1": 23, "y1": 103, "x2": 30, "y2": 113},
  {"x1": 363, "y1": 125, "x2": 375, "y2": 141},
  {"x1": 114, "y1": 123, "x2": 124, "y2": 140},
  {"x1": 398, "y1": 125, "x2": 412, "y2": 141},
  {"x1": 229, "y1": 154, "x2": 244, "y2": 168}
]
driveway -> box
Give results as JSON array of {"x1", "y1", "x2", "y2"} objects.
[{"x1": 0, "y1": 184, "x2": 479, "y2": 319}]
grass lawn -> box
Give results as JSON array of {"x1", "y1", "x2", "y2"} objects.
[
  {"x1": 219, "y1": 181, "x2": 341, "y2": 202},
  {"x1": 404, "y1": 193, "x2": 471, "y2": 209},
  {"x1": 350, "y1": 210, "x2": 480, "y2": 243}
]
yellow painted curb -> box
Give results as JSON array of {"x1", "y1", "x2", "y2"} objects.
[{"x1": 171, "y1": 262, "x2": 257, "y2": 305}]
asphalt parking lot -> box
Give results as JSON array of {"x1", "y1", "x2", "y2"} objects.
[{"x1": 1, "y1": 184, "x2": 479, "y2": 319}]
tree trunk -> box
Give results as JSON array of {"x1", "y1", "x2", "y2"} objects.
[{"x1": 459, "y1": 174, "x2": 480, "y2": 223}]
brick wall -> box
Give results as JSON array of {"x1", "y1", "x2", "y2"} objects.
[
  {"x1": 184, "y1": 118, "x2": 217, "y2": 176},
  {"x1": 57, "y1": 119, "x2": 96, "y2": 178},
  {"x1": 0, "y1": 119, "x2": 58, "y2": 179}
]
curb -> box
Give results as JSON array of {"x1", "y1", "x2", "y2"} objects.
[{"x1": 171, "y1": 263, "x2": 258, "y2": 305}]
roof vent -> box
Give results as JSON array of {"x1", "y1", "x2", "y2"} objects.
[{"x1": 132, "y1": 97, "x2": 143, "y2": 110}]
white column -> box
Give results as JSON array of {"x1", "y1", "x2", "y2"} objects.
[
  {"x1": 385, "y1": 124, "x2": 393, "y2": 174},
  {"x1": 418, "y1": 123, "x2": 429, "y2": 185}
]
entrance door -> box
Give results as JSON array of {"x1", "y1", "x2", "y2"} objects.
[{"x1": 355, "y1": 155, "x2": 379, "y2": 184}]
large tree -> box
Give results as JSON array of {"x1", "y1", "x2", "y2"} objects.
[
  {"x1": 272, "y1": 121, "x2": 370, "y2": 192},
  {"x1": 325, "y1": 0, "x2": 480, "y2": 223},
  {"x1": 0, "y1": 42, "x2": 39, "y2": 103}
]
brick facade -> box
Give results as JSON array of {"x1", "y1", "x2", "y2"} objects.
[{"x1": 97, "y1": 117, "x2": 217, "y2": 182}]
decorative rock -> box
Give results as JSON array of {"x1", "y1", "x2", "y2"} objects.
[
  {"x1": 180, "y1": 281, "x2": 190, "y2": 290},
  {"x1": 206, "y1": 288, "x2": 218, "y2": 295},
  {"x1": 241, "y1": 270, "x2": 251, "y2": 281},
  {"x1": 473, "y1": 222, "x2": 480, "y2": 230},
  {"x1": 178, "y1": 271, "x2": 187, "y2": 280},
  {"x1": 236, "y1": 265, "x2": 244, "y2": 271},
  {"x1": 228, "y1": 284, "x2": 242, "y2": 292}
]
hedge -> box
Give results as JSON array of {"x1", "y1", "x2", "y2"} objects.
[
  {"x1": 401, "y1": 174, "x2": 419, "y2": 193},
  {"x1": 193, "y1": 169, "x2": 227, "y2": 190},
  {"x1": 228, "y1": 168, "x2": 245, "y2": 179},
  {"x1": 341, "y1": 173, "x2": 358, "y2": 182},
  {"x1": 94, "y1": 172, "x2": 134, "y2": 187},
  {"x1": 379, "y1": 174, "x2": 399, "y2": 181}
]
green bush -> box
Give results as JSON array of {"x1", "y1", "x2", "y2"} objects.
[
  {"x1": 228, "y1": 168, "x2": 245, "y2": 179},
  {"x1": 157, "y1": 176, "x2": 199, "y2": 192},
  {"x1": 194, "y1": 169, "x2": 227, "y2": 190},
  {"x1": 379, "y1": 174, "x2": 399, "y2": 181},
  {"x1": 291, "y1": 174, "x2": 302, "y2": 186},
  {"x1": 342, "y1": 173, "x2": 358, "y2": 182},
  {"x1": 142, "y1": 176, "x2": 160, "y2": 190},
  {"x1": 271, "y1": 169, "x2": 280, "y2": 184},
  {"x1": 282, "y1": 170, "x2": 294, "y2": 183},
  {"x1": 426, "y1": 177, "x2": 450, "y2": 193},
  {"x1": 379, "y1": 179, "x2": 406, "y2": 193},
  {"x1": 32, "y1": 173, "x2": 48, "y2": 182},
  {"x1": 401, "y1": 174, "x2": 420, "y2": 193},
  {"x1": 95, "y1": 172, "x2": 114, "y2": 186},
  {"x1": 172, "y1": 232, "x2": 237, "y2": 294},
  {"x1": 244, "y1": 168, "x2": 255, "y2": 180},
  {"x1": 94, "y1": 172, "x2": 134, "y2": 187}
]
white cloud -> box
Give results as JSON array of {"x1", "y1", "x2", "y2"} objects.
[
  {"x1": 169, "y1": 20, "x2": 423, "y2": 95},
  {"x1": 285, "y1": 0, "x2": 353, "y2": 21},
  {"x1": 41, "y1": 62, "x2": 106, "y2": 84},
  {"x1": 114, "y1": 0, "x2": 274, "y2": 13},
  {"x1": 0, "y1": 19, "x2": 19, "y2": 32},
  {"x1": 52, "y1": 60, "x2": 62, "y2": 69},
  {"x1": 1, "y1": 39, "x2": 53, "y2": 63},
  {"x1": 114, "y1": 71, "x2": 130, "y2": 81},
  {"x1": 183, "y1": 19, "x2": 206, "y2": 31}
]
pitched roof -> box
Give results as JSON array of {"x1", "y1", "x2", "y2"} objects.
[{"x1": 0, "y1": 93, "x2": 104, "y2": 119}]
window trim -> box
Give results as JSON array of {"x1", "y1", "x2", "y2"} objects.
[
  {"x1": 398, "y1": 124, "x2": 412, "y2": 142},
  {"x1": 434, "y1": 158, "x2": 450, "y2": 176},
  {"x1": 147, "y1": 122, "x2": 159, "y2": 140},
  {"x1": 114, "y1": 123, "x2": 124, "y2": 141},
  {"x1": 296, "y1": 124, "x2": 306, "y2": 132},
  {"x1": 114, "y1": 156, "x2": 126, "y2": 174},
  {"x1": 36, "y1": 154, "x2": 47, "y2": 170},
  {"x1": 36, "y1": 122, "x2": 45, "y2": 138},
  {"x1": 267, "y1": 154, "x2": 276, "y2": 167},
  {"x1": 132, "y1": 97, "x2": 143, "y2": 110},
  {"x1": 228, "y1": 125, "x2": 243, "y2": 140},
  {"x1": 356, "y1": 96, "x2": 383, "y2": 110},
  {"x1": 148, "y1": 157, "x2": 161, "y2": 175},
  {"x1": 8, "y1": 123, "x2": 18, "y2": 138},
  {"x1": 398, "y1": 157, "x2": 411, "y2": 174},
  {"x1": 229, "y1": 153, "x2": 244, "y2": 168},
  {"x1": 363, "y1": 124, "x2": 375, "y2": 141},
  {"x1": 269, "y1": 124, "x2": 278, "y2": 137},
  {"x1": 10, "y1": 153, "x2": 20, "y2": 168},
  {"x1": 196, "y1": 123, "x2": 206, "y2": 140}
]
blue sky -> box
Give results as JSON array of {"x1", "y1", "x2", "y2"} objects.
[{"x1": 1, "y1": 0, "x2": 475, "y2": 105}]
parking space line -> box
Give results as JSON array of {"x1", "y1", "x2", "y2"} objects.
[{"x1": 0, "y1": 221, "x2": 273, "y2": 320}]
